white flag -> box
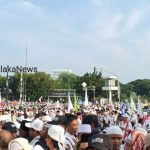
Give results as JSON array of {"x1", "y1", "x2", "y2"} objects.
[
  {"x1": 84, "y1": 88, "x2": 88, "y2": 106},
  {"x1": 68, "y1": 92, "x2": 73, "y2": 112},
  {"x1": 39, "y1": 96, "x2": 43, "y2": 103},
  {"x1": 137, "y1": 96, "x2": 143, "y2": 115},
  {"x1": 130, "y1": 95, "x2": 136, "y2": 111}
]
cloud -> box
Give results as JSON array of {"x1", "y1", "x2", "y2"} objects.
[
  {"x1": 94, "y1": 16, "x2": 119, "y2": 39},
  {"x1": 125, "y1": 10, "x2": 142, "y2": 30},
  {"x1": 0, "y1": 0, "x2": 150, "y2": 83}
]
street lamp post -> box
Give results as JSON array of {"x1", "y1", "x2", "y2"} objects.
[{"x1": 82, "y1": 82, "x2": 88, "y2": 106}]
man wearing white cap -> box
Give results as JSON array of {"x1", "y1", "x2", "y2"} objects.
[
  {"x1": 107, "y1": 126, "x2": 123, "y2": 150},
  {"x1": 25, "y1": 118, "x2": 44, "y2": 147}
]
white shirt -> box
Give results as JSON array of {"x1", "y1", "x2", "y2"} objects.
[
  {"x1": 18, "y1": 115, "x2": 24, "y2": 122},
  {"x1": 33, "y1": 145, "x2": 44, "y2": 150},
  {"x1": 30, "y1": 136, "x2": 40, "y2": 147},
  {"x1": 119, "y1": 121, "x2": 132, "y2": 140},
  {"x1": 109, "y1": 115, "x2": 117, "y2": 126},
  {"x1": 65, "y1": 132, "x2": 76, "y2": 150}
]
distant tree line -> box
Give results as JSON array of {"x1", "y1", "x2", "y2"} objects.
[{"x1": 0, "y1": 67, "x2": 150, "y2": 102}]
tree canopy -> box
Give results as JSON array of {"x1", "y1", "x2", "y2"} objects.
[{"x1": 0, "y1": 67, "x2": 150, "y2": 102}]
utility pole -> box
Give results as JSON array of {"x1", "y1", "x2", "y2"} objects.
[
  {"x1": 20, "y1": 72, "x2": 23, "y2": 102},
  {"x1": 6, "y1": 71, "x2": 9, "y2": 105},
  {"x1": 24, "y1": 44, "x2": 27, "y2": 101}
]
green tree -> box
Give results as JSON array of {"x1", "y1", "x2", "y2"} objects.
[
  {"x1": 120, "y1": 83, "x2": 133, "y2": 100},
  {"x1": 57, "y1": 72, "x2": 78, "y2": 89},
  {"x1": 76, "y1": 67, "x2": 104, "y2": 101},
  {"x1": 26, "y1": 72, "x2": 54, "y2": 100},
  {"x1": 0, "y1": 75, "x2": 6, "y2": 98}
]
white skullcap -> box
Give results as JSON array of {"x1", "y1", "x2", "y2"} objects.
[
  {"x1": 42, "y1": 116, "x2": 52, "y2": 123},
  {"x1": 48, "y1": 125, "x2": 65, "y2": 144},
  {"x1": 107, "y1": 126, "x2": 123, "y2": 136},
  {"x1": 122, "y1": 113, "x2": 130, "y2": 118},
  {"x1": 133, "y1": 123, "x2": 142, "y2": 129},
  {"x1": 9, "y1": 142, "x2": 23, "y2": 150},
  {"x1": 25, "y1": 118, "x2": 44, "y2": 131},
  {"x1": 143, "y1": 112, "x2": 148, "y2": 116},
  {"x1": 8, "y1": 138, "x2": 32, "y2": 150}
]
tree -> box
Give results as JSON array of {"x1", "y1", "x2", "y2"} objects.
[
  {"x1": 0, "y1": 75, "x2": 6, "y2": 98},
  {"x1": 57, "y1": 72, "x2": 78, "y2": 89},
  {"x1": 76, "y1": 67, "x2": 104, "y2": 101},
  {"x1": 26, "y1": 72, "x2": 54, "y2": 100}
]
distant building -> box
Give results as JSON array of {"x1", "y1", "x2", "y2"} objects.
[{"x1": 52, "y1": 69, "x2": 73, "y2": 79}]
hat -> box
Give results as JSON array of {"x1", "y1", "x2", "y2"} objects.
[
  {"x1": 2, "y1": 122, "x2": 17, "y2": 132},
  {"x1": 143, "y1": 112, "x2": 148, "y2": 116},
  {"x1": 107, "y1": 126, "x2": 123, "y2": 136},
  {"x1": 48, "y1": 125, "x2": 65, "y2": 144},
  {"x1": 8, "y1": 138, "x2": 32, "y2": 150},
  {"x1": 18, "y1": 111, "x2": 24, "y2": 115},
  {"x1": 43, "y1": 123, "x2": 51, "y2": 129},
  {"x1": 49, "y1": 112, "x2": 56, "y2": 120},
  {"x1": 134, "y1": 127, "x2": 147, "y2": 136},
  {"x1": 122, "y1": 113, "x2": 129, "y2": 118},
  {"x1": 77, "y1": 124, "x2": 91, "y2": 133},
  {"x1": 42, "y1": 116, "x2": 52, "y2": 123},
  {"x1": 133, "y1": 123, "x2": 142, "y2": 129},
  {"x1": 87, "y1": 133, "x2": 113, "y2": 150},
  {"x1": 25, "y1": 118, "x2": 43, "y2": 132}
]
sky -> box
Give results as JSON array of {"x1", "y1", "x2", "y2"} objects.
[{"x1": 0, "y1": 0, "x2": 150, "y2": 83}]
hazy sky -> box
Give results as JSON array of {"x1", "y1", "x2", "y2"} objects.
[{"x1": 0, "y1": 0, "x2": 150, "y2": 83}]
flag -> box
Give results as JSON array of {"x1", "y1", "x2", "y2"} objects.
[
  {"x1": 39, "y1": 96, "x2": 42, "y2": 102},
  {"x1": 68, "y1": 92, "x2": 73, "y2": 112},
  {"x1": 137, "y1": 96, "x2": 143, "y2": 115},
  {"x1": 84, "y1": 88, "x2": 88, "y2": 106},
  {"x1": 74, "y1": 92, "x2": 78, "y2": 112},
  {"x1": 120, "y1": 102, "x2": 126, "y2": 114},
  {"x1": 130, "y1": 95, "x2": 136, "y2": 111}
]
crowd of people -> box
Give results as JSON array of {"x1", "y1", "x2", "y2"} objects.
[{"x1": 0, "y1": 101, "x2": 150, "y2": 150}]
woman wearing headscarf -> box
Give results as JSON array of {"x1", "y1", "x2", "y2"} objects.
[{"x1": 124, "y1": 127, "x2": 147, "y2": 150}]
